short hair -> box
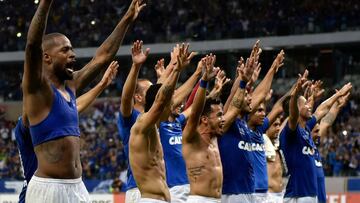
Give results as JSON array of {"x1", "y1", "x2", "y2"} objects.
[
  {"x1": 219, "y1": 81, "x2": 233, "y2": 104},
  {"x1": 145, "y1": 84, "x2": 162, "y2": 112},
  {"x1": 201, "y1": 98, "x2": 222, "y2": 116},
  {"x1": 42, "y1": 32, "x2": 66, "y2": 51},
  {"x1": 135, "y1": 79, "x2": 151, "y2": 94}
]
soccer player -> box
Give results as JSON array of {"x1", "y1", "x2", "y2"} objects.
[{"x1": 23, "y1": 0, "x2": 144, "y2": 201}]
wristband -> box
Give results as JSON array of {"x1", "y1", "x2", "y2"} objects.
[
  {"x1": 200, "y1": 79, "x2": 208, "y2": 88},
  {"x1": 239, "y1": 80, "x2": 247, "y2": 89}
]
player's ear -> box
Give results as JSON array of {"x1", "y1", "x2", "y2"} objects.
[
  {"x1": 43, "y1": 52, "x2": 52, "y2": 64},
  {"x1": 200, "y1": 115, "x2": 208, "y2": 124}
]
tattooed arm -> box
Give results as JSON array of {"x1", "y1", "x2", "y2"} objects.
[
  {"x1": 183, "y1": 55, "x2": 218, "y2": 143},
  {"x1": 23, "y1": 0, "x2": 53, "y2": 93},
  {"x1": 139, "y1": 44, "x2": 189, "y2": 131},
  {"x1": 71, "y1": 0, "x2": 146, "y2": 91}
]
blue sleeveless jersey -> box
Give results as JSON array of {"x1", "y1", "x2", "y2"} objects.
[
  {"x1": 29, "y1": 85, "x2": 80, "y2": 146},
  {"x1": 14, "y1": 117, "x2": 37, "y2": 203},
  {"x1": 250, "y1": 117, "x2": 270, "y2": 193},
  {"x1": 159, "y1": 114, "x2": 189, "y2": 187},
  {"x1": 280, "y1": 116, "x2": 318, "y2": 198},
  {"x1": 314, "y1": 147, "x2": 326, "y2": 203},
  {"x1": 219, "y1": 118, "x2": 255, "y2": 194},
  {"x1": 117, "y1": 109, "x2": 140, "y2": 190}
]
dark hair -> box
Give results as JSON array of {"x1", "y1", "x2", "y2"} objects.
[
  {"x1": 201, "y1": 98, "x2": 222, "y2": 116},
  {"x1": 135, "y1": 79, "x2": 151, "y2": 94},
  {"x1": 42, "y1": 32, "x2": 66, "y2": 51},
  {"x1": 219, "y1": 81, "x2": 233, "y2": 104},
  {"x1": 145, "y1": 84, "x2": 162, "y2": 112}
]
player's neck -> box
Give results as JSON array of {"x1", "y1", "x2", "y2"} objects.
[
  {"x1": 198, "y1": 125, "x2": 215, "y2": 143},
  {"x1": 134, "y1": 103, "x2": 144, "y2": 113}
]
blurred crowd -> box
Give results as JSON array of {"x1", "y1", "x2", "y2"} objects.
[{"x1": 1, "y1": 0, "x2": 360, "y2": 51}]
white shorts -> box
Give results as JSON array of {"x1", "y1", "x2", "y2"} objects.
[
  {"x1": 25, "y1": 175, "x2": 90, "y2": 203},
  {"x1": 186, "y1": 195, "x2": 221, "y2": 203},
  {"x1": 125, "y1": 187, "x2": 141, "y2": 203},
  {"x1": 284, "y1": 196, "x2": 317, "y2": 203},
  {"x1": 169, "y1": 184, "x2": 190, "y2": 203},
  {"x1": 253, "y1": 192, "x2": 268, "y2": 203},
  {"x1": 221, "y1": 194, "x2": 253, "y2": 203},
  {"x1": 139, "y1": 198, "x2": 169, "y2": 203},
  {"x1": 268, "y1": 193, "x2": 284, "y2": 203}
]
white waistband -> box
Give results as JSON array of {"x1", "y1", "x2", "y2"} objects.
[
  {"x1": 31, "y1": 175, "x2": 82, "y2": 184},
  {"x1": 188, "y1": 195, "x2": 221, "y2": 203},
  {"x1": 139, "y1": 198, "x2": 169, "y2": 203}
]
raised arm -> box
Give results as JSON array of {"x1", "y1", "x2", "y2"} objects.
[
  {"x1": 72, "y1": 0, "x2": 146, "y2": 91},
  {"x1": 172, "y1": 52, "x2": 198, "y2": 107},
  {"x1": 313, "y1": 82, "x2": 352, "y2": 121},
  {"x1": 251, "y1": 50, "x2": 285, "y2": 112},
  {"x1": 318, "y1": 93, "x2": 350, "y2": 137},
  {"x1": 23, "y1": 0, "x2": 53, "y2": 93},
  {"x1": 183, "y1": 55, "x2": 218, "y2": 142},
  {"x1": 120, "y1": 40, "x2": 149, "y2": 117},
  {"x1": 266, "y1": 90, "x2": 290, "y2": 125},
  {"x1": 223, "y1": 56, "x2": 256, "y2": 132},
  {"x1": 77, "y1": 61, "x2": 118, "y2": 113},
  {"x1": 288, "y1": 75, "x2": 307, "y2": 130},
  {"x1": 207, "y1": 70, "x2": 231, "y2": 100},
  {"x1": 140, "y1": 44, "x2": 190, "y2": 130}
]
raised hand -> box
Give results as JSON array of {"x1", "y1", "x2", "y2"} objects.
[
  {"x1": 126, "y1": 0, "x2": 147, "y2": 21},
  {"x1": 131, "y1": 40, "x2": 150, "y2": 65},
  {"x1": 100, "y1": 61, "x2": 119, "y2": 87},
  {"x1": 176, "y1": 43, "x2": 197, "y2": 70},
  {"x1": 201, "y1": 54, "x2": 219, "y2": 81},
  {"x1": 338, "y1": 92, "x2": 350, "y2": 108},
  {"x1": 154, "y1": 58, "x2": 165, "y2": 79},
  {"x1": 337, "y1": 82, "x2": 352, "y2": 96},
  {"x1": 271, "y1": 50, "x2": 285, "y2": 73}
]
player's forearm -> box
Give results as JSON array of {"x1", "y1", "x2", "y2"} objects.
[
  {"x1": 94, "y1": 14, "x2": 132, "y2": 64},
  {"x1": 224, "y1": 75, "x2": 241, "y2": 113},
  {"x1": 26, "y1": 0, "x2": 53, "y2": 46},
  {"x1": 314, "y1": 92, "x2": 340, "y2": 120},
  {"x1": 189, "y1": 84, "x2": 207, "y2": 123},
  {"x1": 120, "y1": 63, "x2": 141, "y2": 113},
  {"x1": 173, "y1": 69, "x2": 202, "y2": 107},
  {"x1": 223, "y1": 87, "x2": 245, "y2": 132},
  {"x1": 251, "y1": 67, "x2": 276, "y2": 110},
  {"x1": 288, "y1": 92, "x2": 300, "y2": 129},
  {"x1": 156, "y1": 68, "x2": 181, "y2": 105},
  {"x1": 76, "y1": 81, "x2": 107, "y2": 113}
]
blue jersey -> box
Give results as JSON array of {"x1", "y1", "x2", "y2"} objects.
[
  {"x1": 314, "y1": 147, "x2": 326, "y2": 203},
  {"x1": 14, "y1": 117, "x2": 37, "y2": 203},
  {"x1": 250, "y1": 117, "x2": 270, "y2": 193},
  {"x1": 280, "y1": 116, "x2": 318, "y2": 198},
  {"x1": 159, "y1": 114, "x2": 189, "y2": 187},
  {"x1": 117, "y1": 109, "x2": 140, "y2": 190},
  {"x1": 29, "y1": 85, "x2": 80, "y2": 146},
  {"x1": 219, "y1": 118, "x2": 255, "y2": 194}
]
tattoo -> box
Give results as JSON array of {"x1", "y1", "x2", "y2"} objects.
[
  {"x1": 322, "y1": 112, "x2": 336, "y2": 125},
  {"x1": 162, "y1": 85, "x2": 173, "y2": 99},
  {"x1": 39, "y1": 141, "x2": 65, "y2": 164},
  {"x1": 231, "y1": 96, "x2": 243, "y2": 109},
  {"x1": 188, "y1": 165, "x2": 205, "y2": 182}
]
